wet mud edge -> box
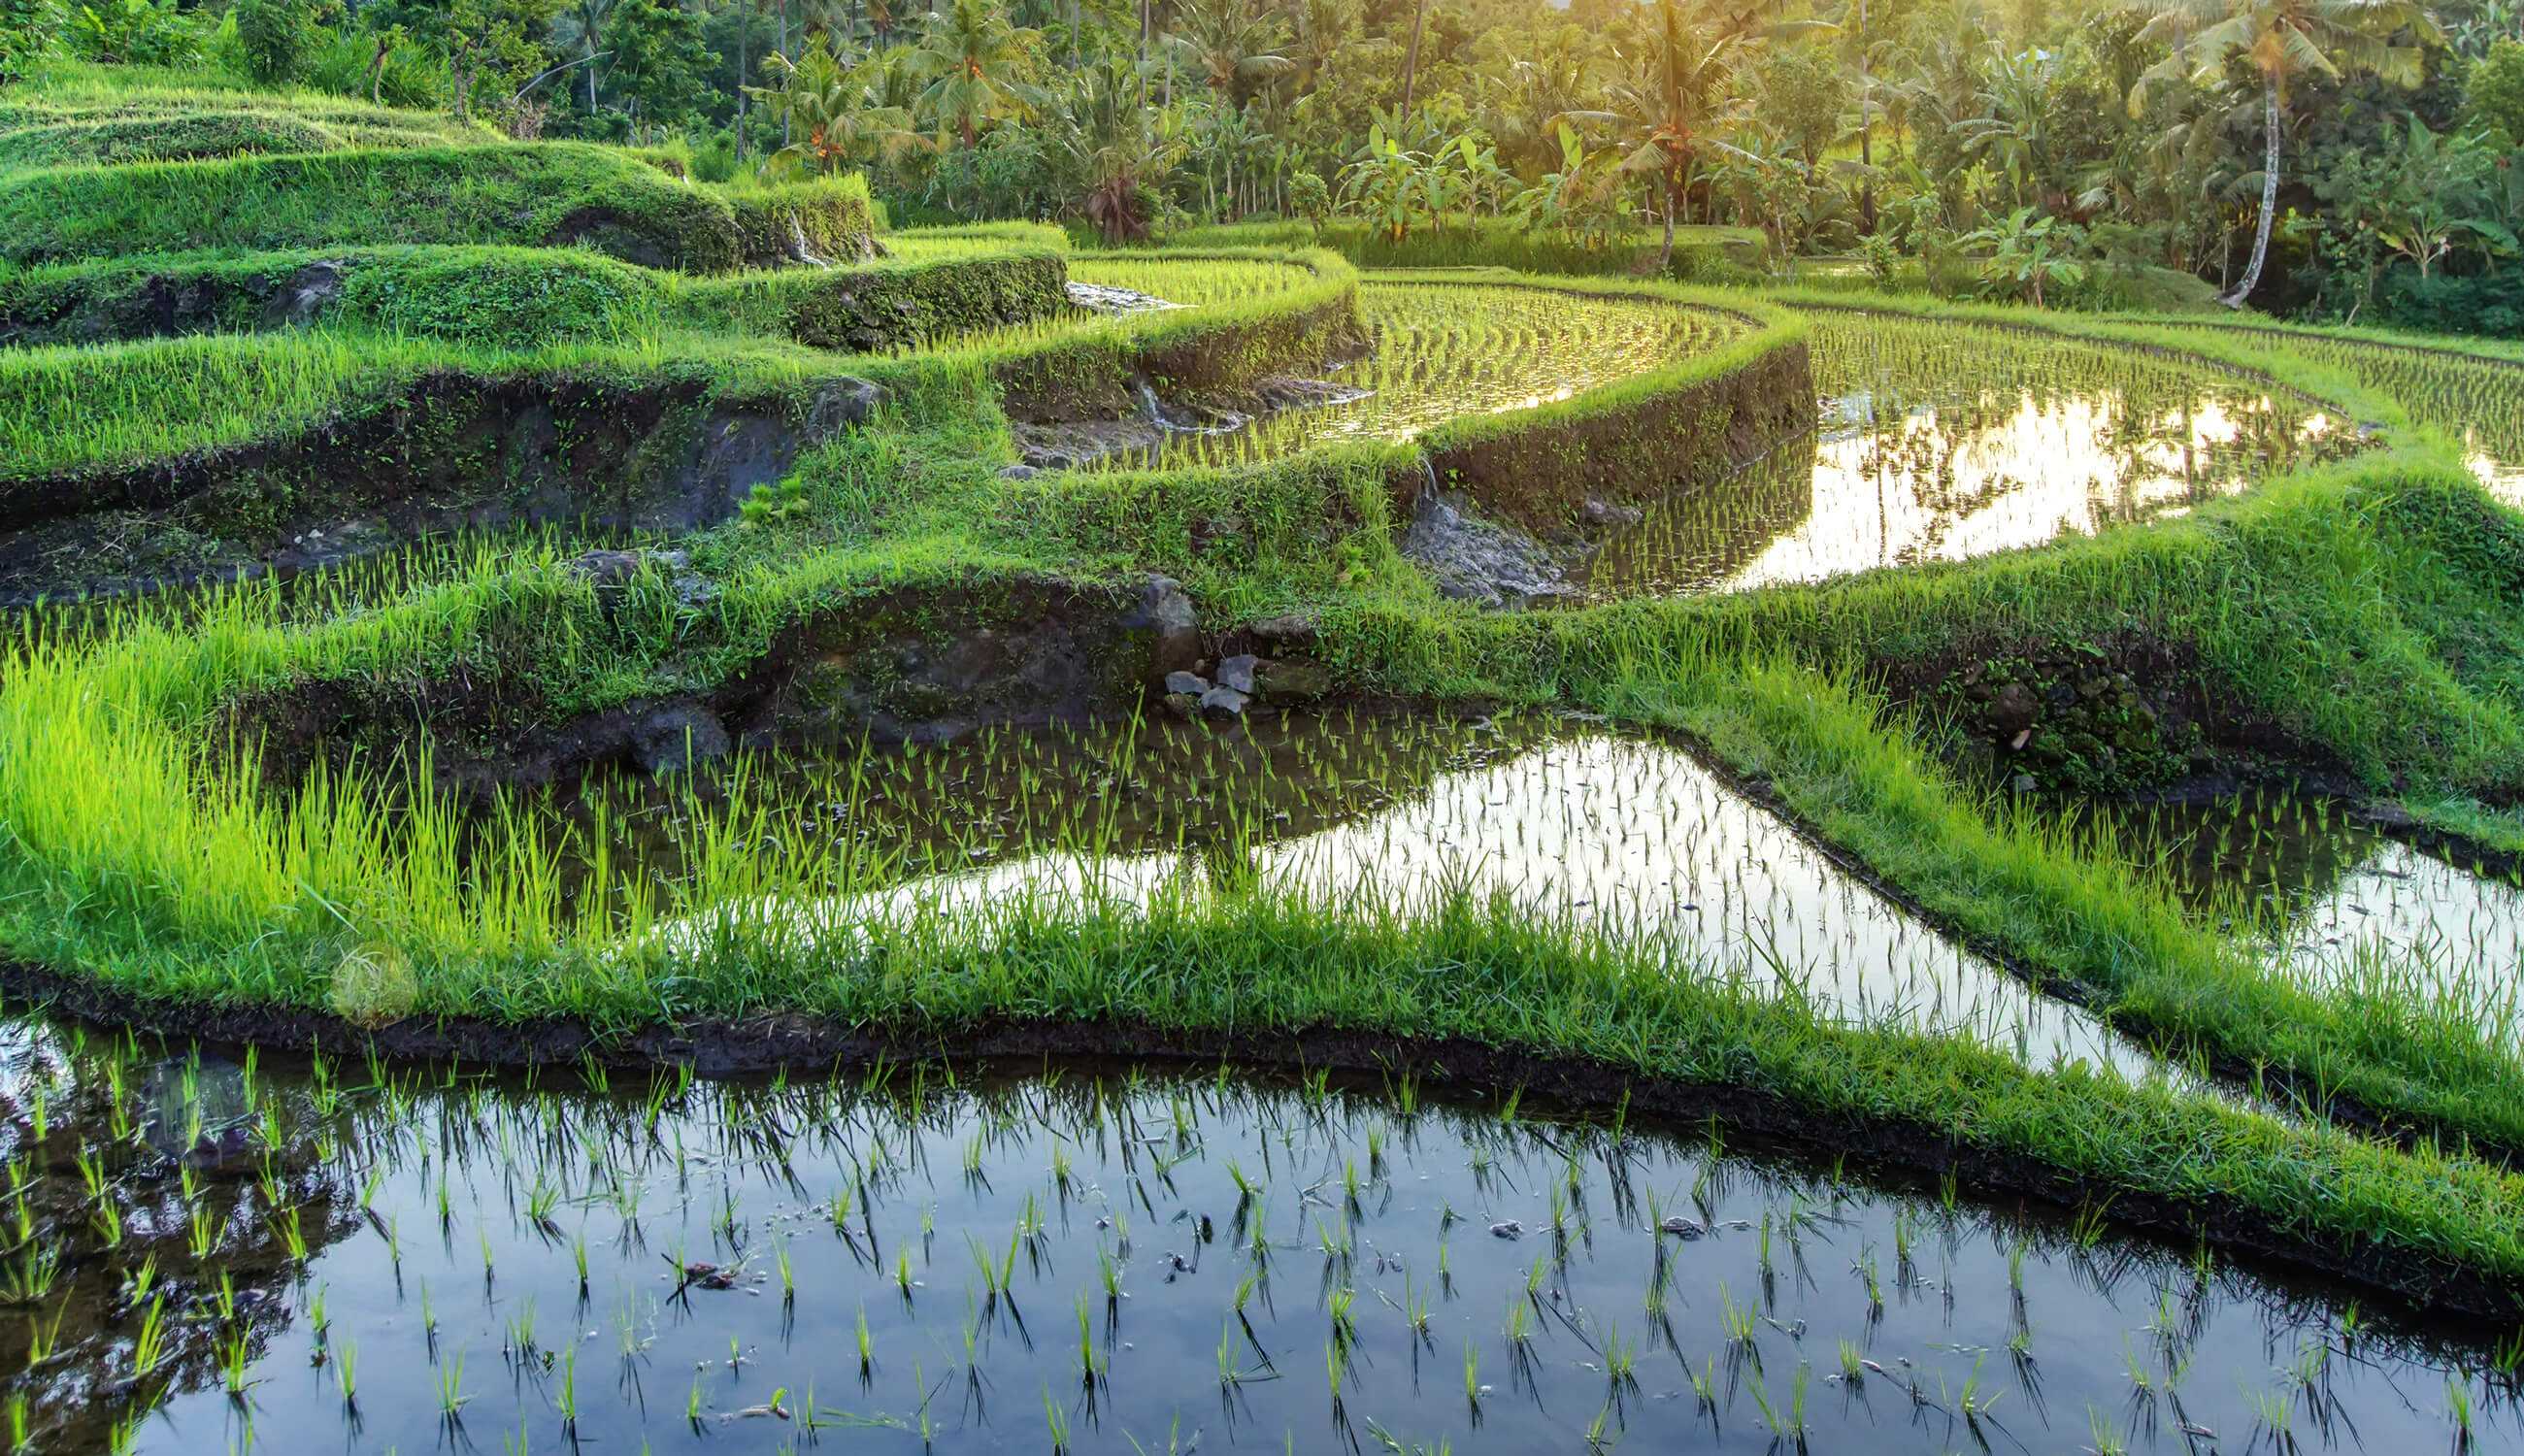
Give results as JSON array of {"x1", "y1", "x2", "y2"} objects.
[{"x1": 5, "y1": 957, "x2": 2521, "y2": 1324}]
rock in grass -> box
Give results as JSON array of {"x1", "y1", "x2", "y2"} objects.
[
  {"x1": 807, "y1": 377, "x2": 890, "y2": 434},
  {"x1": 1253, "y1": 657, "x2": 1333, "y2": 700},
  {"x1": 634, "y1": 705, "x2": 731, "y2": 777},
  {"x1": 1215, "y1": 654, "x2": 1258, "y2": 695},
  {"x1": 1164, "y1": 670, "x2": 1211, "y2": 695},
  {"x1": 1248, "y1": 613, "x2": 1319, "y2": 646}
]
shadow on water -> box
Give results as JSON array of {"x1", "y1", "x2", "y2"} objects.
[{"x1": 6, "y1": 1021, "x2": 2519, "y2": 1455}]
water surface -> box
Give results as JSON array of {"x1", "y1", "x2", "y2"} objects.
[
  {"x1": 552, "y1": 710, "x2": 2143, "y2": 1073},
  {"x1": 1587, "y1": 315, "x2": 2353, "y2": 594},
  {"x1": 9, "y1": 1031, "x2": 2515, "y2": 1456}
]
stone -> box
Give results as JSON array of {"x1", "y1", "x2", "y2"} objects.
[
  {"x1": 1214, "y1": 653, "x2": 1258, "y2": 695},
  {"x1": 997, "y1": 463, "x2": 1040, "y2": 480},
  {"x1": 1252, "y1": 657, "x2": 1333, "y2": 700},
  {"x1": 265, "y1": 259, "x2": 348, "y2": 329},
  {"x1": 1580, "y1": 497, "x2": 1644, "y2": 526},
  {"x1": 1247, "y1": 613, "x2": 1319, "y2": 645},
  {"x1": 2010, "y1": 773, "x2": 2038, "y2": 795},
  {"x1": 1398, "y1": 492, "x2": 1571, "y2": 611},
  {"x1": 1985, "y1": 681, "x2": 2040, "y2": 738},
  {"x1": 1198, "y1": 685, "x2": 1248, "y2": 716},
  {"x1": 632, "y1": 705, "x2": 731, "y2": 777},
  {"x1": 566, "y1": 548, "x2": 644, "y2": 588},
  {"x1": 806, "y1": 377, "x2": 890, "y2": 436},
  {"x1": 1126, "y1": 575, "x2": 1203, "y2": 682},
  {"x1": 1164, "y1": 670, "x2": 1210, "y2": 695}
]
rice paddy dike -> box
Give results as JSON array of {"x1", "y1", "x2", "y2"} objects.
[{"x1": 8, "y1": 72, "x2": 2524, "y2": 1447}]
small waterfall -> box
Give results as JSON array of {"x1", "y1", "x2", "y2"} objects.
[{"x1": 782, "y1": 209, "x2": 832, "y2": 267}]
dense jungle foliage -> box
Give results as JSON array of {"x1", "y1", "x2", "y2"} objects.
[{"x1": 2, "y1": 0, "x2": 2517, "y2": 332}]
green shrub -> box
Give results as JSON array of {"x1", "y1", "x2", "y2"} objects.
[
  {"x1": 2375, "y1": 265, "x2": 2524, "y2": 339},
  {"x1": 340, "y1": 249, "x2": 662, "y2": 348},
  {"x1": 231, "y1": 0, "x2": 336, "y2": 84}
]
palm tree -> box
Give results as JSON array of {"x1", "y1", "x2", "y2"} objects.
[
  {"x1": 1398, "y1": 0, "x2": 1426, "y2": 117},
  {"x1": 1289, "y1": 0, "x2": 1353, "y2": 91},
  {"x1": 1051, "y1": 48, "x2": 1185, "y2": 239},
  {"x1": 2134, "y1": 0, "x2": 2439, "y2": 307},
  {"x1": 912, "y1": 0, "x2": 1046, "y2": 149},
  {"x1": 1566, "y1": 0, "x2": 1753, "y2": 271},
  {"x1": 1479, "y1": 25, "x2": 1600, "y2": 174},
  {"x1": 557, "y1": 0, "x2": 617, "y2": 113},
  {"x1": 751, "y1": 32, "x2": 924, "y2": 174},
  {"x1": 1169, "y1": 0, "x2": 1294, "y2": 102}
]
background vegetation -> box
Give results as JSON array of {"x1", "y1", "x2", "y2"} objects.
[{"x1": 4, "y1": 0, "x2": 2512, "y2": 331}]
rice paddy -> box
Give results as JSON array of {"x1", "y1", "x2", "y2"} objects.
[
  {"x1": 2164, "y1": 323, "x2": 2524, "y2": 504},
  {"x1": 2087, "y1": 788, "x2": 2524, "y2": 1045},
  {"x1": 5, "y1": 1018, "x2": 2516, "y2": 1456},
  {"x1": 10, "y1": 68, "x2": 2524, "y2": 1451},
  {"x1": 1586, "y1": 314, "x2": 2354, "y2": 594},
  {"x1": 520, "y1": 709, "x2": 2142, "y2": 1072},
  {"x1": 1079, "y1": 280, "x2": 1753, "y2": 470},
  {"x1": 1065, "y1": 255, "x2": 1328, "y2": 311}
]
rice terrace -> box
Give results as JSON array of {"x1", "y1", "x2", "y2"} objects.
[{"x1": 6, "y1": 0, "x2": 2524, "y2": 1448}]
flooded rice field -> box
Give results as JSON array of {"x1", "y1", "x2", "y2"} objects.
[
  {"x1": 7, "y1": 1027, "x2": 2517, "y2": 1456},
  {"x1": 1087, "y1": 281, "x2": 1753, "y2": 471},
  {"x1": 2094, "y1": 788, "x2": 2524, "y2": 1040},
  {"x1": 2164, "y1": 324, "x2": 2524, "y2": 504},
  {"x1": 549, "y1": 709, "x2": 2138, "y2": 1073},
  {"x1": 1586, "y1": 315, "x2": 2353, "y2": 594},
  {"x1": 1070, "y1": 281, "x2": 2356, "y2": 592}
]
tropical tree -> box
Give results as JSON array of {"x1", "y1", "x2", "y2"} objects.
[
  {"x1": 1565, "y1": 0, "x2": 1750, "y2": 270},
  {"x1": 1290, "y1": 0, "x2": 1354, "y2": 90},
  {"x1": 912, "y1": 0, "x2": 1046, "y2": 149},
  {"x1": 605, "y1": 0, "x2": 716, "y2": 123},
  {"x1": 1168, "y1": 0, "x2": 1294, "y2": 101},
  {"x1": 2134, "y1": 0, "x2": 2440, "y2": 307},
  {"x1": 556, "y1": 0, "x2": 615, "y2": 112},
  {"x1": 751, "y1": 31, "x2": 922, "y2": 172},
  {"x1": 1050, "y1": 48, "x2": 1183, "y2": 239}
]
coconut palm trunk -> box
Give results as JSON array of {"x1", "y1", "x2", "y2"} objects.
[
  {"x1": 1399, "y1": 0, "x2": 1427, "y2": 117},
  {"x1": 2221, "y1": 69, "x2": 2281, "y2": 308}
]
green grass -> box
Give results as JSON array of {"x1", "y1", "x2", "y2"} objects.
[
  {"x1": 0, "y1": 242, "x2": 1345, "y2": 485},
  {"x1": 0, "y1": 144, "x2": 873, "y2": 274},
  {"x1": 881, "y1": 220, "x2": 1072, "y2": 261},
  {"x1": 1, "y1": 70, "x2": 2522, "y2": 1286}
]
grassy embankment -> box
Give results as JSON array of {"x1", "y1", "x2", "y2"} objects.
[{"x1": 1, "y1": 86, "x2": 2521, "y2": 1296}]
